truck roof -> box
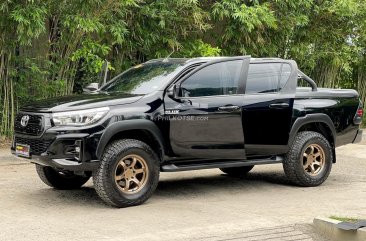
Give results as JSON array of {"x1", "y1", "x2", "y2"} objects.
[{"x1": 147, "y1": 57, "x2": 285, "y2": 65}]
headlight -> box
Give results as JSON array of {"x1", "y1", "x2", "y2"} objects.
[{"x1": 52, "y1": 107, "x2": 109, "y2": 126}]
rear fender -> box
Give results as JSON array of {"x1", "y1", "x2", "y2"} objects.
[{"x1": 289, "y1": 114, "x2": 337, "y2": 162}]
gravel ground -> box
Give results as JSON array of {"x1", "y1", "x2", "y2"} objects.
[{"x1": 0, "y1": 135, "x2": 365, "y2": 241}]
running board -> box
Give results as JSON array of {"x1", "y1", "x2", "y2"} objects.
[{"x1": 161, "y1": 156, "x2": 283, "y2": 172}]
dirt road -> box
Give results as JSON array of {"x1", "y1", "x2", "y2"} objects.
[{"x1": 1, "y1": 137, "x2": 365, "y2": 241}]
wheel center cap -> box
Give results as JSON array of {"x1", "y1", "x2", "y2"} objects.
[
  {"x1": 307, "y1": 156, "x2": 315, "y2": 166},
  {"x1": 125, "y1": 169, "x2": 134, "y2": 179}
]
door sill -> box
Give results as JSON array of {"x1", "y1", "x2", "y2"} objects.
[{"x1": 161, "y1": 156, "x2": 283, "y2": 172}]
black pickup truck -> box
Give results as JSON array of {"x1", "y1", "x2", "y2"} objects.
[{"x1": 11, "y1": 56, "x2": 363, "y2": 207}]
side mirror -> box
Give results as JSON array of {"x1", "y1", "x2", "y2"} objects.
[
  {"x1": 83, "y1": 83, "x2": 99, "y2": 92},
  {"x1": 167, "y1": 84, "x2": 179, "y2": 99}
]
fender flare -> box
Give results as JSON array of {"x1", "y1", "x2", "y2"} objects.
[
  {"x1": 96, "y1": 119, "x2": 165, "y2": 160},
  {"x1": 288, "y1": 113, "x2": 337, "y2": 148}
]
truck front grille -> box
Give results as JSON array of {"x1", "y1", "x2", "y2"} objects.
[
  {"x1": 14, "y1": 137, "x2": 53, "y2": 155},
  {"x1": 14, "y1": 113, "x2": 44, "y2": 136}
]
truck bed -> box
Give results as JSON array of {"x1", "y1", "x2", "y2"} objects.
[{"x1": 296, "y1": 87, "x2": 359, "y2": 98}]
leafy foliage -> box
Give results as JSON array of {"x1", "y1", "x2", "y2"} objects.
[{"x1": 1, "y1": 0, "x2": 366, "y2": 137}]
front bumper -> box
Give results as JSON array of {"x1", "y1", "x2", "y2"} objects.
[
  {"x1": 11, "y1": 149, "x2": 99, "y2": 171},
  {"x1": 11, "y1": 132, "x2": 101, "y2": 172},
  {"x1": 353, "y1": 129, "x2": 363, "y2": 143}
]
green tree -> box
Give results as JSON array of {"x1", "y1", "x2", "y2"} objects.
[{"x1": 1, "y1": 0, "x2": 366, "y2": 138}]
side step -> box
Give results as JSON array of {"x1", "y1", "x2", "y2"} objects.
[{"x1": 161, "y1": 156, "x2": 283, "y2": 172}]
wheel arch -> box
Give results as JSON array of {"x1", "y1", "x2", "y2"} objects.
[
  {"x1": 289, "y1": 114, "x2": 337, "y2": 163},
  {"x1": 96, "y1": 119, "x2": 165, "y2": 161}
]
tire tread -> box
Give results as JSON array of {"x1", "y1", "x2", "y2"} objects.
[
  {"x1": 283, "y1": 131, "x2": 333, "y2": 187},
  {"x1": 93, "y1": 139, "x2": 159, "y2": 207},
  {"x1": 36, "y1": 165, "x2": 90, "y2": 189}
]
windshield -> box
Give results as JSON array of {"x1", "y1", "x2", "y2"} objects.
[{"x1": 100, "y1": 62, "x2": 184, "y2": 94}]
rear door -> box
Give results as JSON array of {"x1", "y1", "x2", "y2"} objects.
[
  {"x1": 242, "y1": 60, "x2": 298, "y2": 156},
  {"x1": 164, "y1": 57, "x2": 250, "y2": 159}
]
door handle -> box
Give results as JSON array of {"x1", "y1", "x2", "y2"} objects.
[
  {"x1": 218, "y1": 105, "x2": 241, "y2": 112},
  {"x1": 269, "y1": 103, "x2": 290, "y2": 109}
]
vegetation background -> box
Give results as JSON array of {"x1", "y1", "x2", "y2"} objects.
[{"x1": 1, "y1": 0, "x2": 366, "y2": 138}]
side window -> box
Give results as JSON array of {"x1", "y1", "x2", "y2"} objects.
[
  {"x1": 279, "y1": 63, "x2": 291, "y2": 90},
  {"x1": 245, "y1": 63, "x2": 292, "y2": 94},
  {"x1": 246, "y1": 63, "x2": 281, "y2": 94},
  {"x1": 180, "y1": 60, "x2": 243, "y2": 97}
]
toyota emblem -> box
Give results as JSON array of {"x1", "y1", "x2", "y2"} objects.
[{"x1": 20, "y1": 115, "x2": 30, "y2": 127}]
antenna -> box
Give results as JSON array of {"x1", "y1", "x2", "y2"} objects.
[{"x1": 163, "y1": 49, "x2": 175, "y2": 62}]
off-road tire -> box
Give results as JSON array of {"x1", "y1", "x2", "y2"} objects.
[
  {"x1": 283, "y1": 131, "x2": 333, "y2": 187},
  {"x1": 36, "y1": 165, "x2": 91, "y2": 189},
  {"x1": 93, "y1": 139, "x2": 160, "y2": 208},
  {"x1": 220, "y1": 165, "x2": 254, "y2": 177}
]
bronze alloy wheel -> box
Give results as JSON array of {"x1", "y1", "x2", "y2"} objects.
[
  {"x1": 115, "y1": 154, "x2": 149, "y2": 194},
  {"x1": 283, "y1": 131, "x2": 332, "y2": 187},
  {"x1": 303, "y1": 143, "x2": 325, "y2": 176}
]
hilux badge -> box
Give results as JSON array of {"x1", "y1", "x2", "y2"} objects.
[
  {"x1": 165, "y1": 110, "x2": 179, "y2": 115},
  {"x1": 20, "y1": 115, "x2": 30, "y2": 127}
]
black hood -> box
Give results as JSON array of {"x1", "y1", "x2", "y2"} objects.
[{"x1": 21, "y1": 92, "x2": 143, "y2": 112}]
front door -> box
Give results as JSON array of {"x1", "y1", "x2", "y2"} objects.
[{"x1": 164, "y1": 57, "x2": 250, "y2": 159}]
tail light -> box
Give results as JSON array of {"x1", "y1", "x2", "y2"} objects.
[
  {"x1": 354, "y1": 105, "x2": 363, "y2": 125},
  {"x1": 357, "y1": 108, "x2": 363, "y2": 117}
]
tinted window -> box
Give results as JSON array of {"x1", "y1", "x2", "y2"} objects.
[
  {"x1": 180, "y1": 60, "x2": 243, "y2": 97},
  {"x1": 246, "y1": 63, "x2": 281, "y2": 94},
  {"x1": 279, "y1": 63, "x2": 291, "y2": 90},
  {"x1": 246, "y1": 63, "x2": 292, "y2": 94}
]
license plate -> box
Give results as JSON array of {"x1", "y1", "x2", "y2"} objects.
[{"x1": 15, "y1": 144, "x2": 30, "y2": 158}]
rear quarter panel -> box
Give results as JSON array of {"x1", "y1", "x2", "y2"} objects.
[{"x1": 293, "y1": 95, "x2": 360, "y2": 147}]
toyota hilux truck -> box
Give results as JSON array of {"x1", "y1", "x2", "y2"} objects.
[{"x1": 11, "y1": 56, "x2": 363, "y2": 207}]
